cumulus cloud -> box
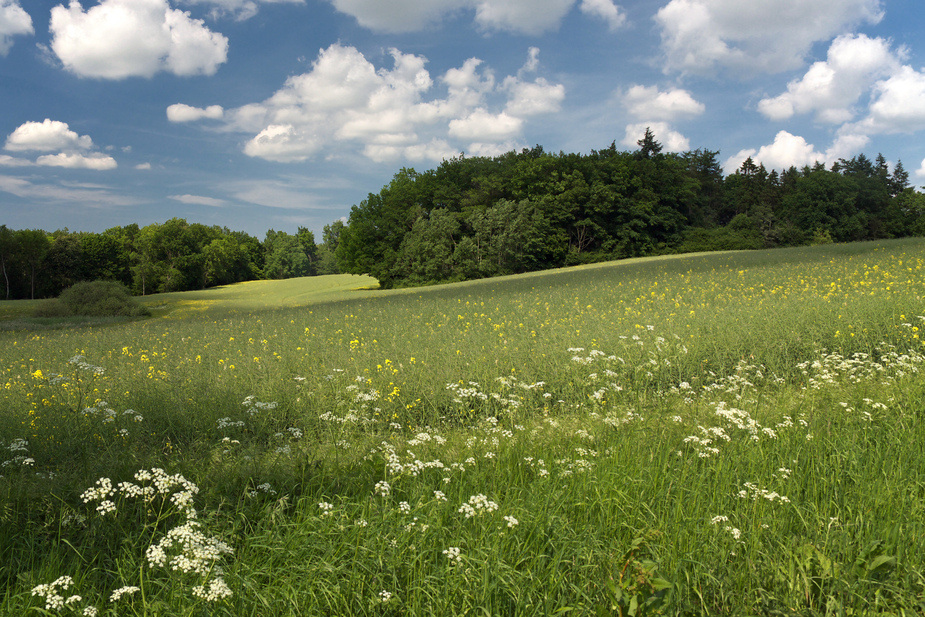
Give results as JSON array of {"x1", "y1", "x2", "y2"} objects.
[
  {"x1": 619, "y1": 86, "x2": 702, "y2": 154},
  {"x1": 758, "y1": 34, "x2": 901, "y2": 123},
  {"x1": 327, "y1": 0, "x2": 621, "y2": 34},
  {"x1": 655, "y1": 0, "x2": 884, "y2": 75},
  {"x1": 849, "y1": 65, "x2": 925, "y2": 134},
  {"x1": 210, "y1": 43, "x2": 564, "y2": 164},
  {"x1": 623, "y1": 85, "x2": 704, "y2": 121},
  {"x1": 167, "y1": 103, "x2": 224, "y2": 122},
  {"x1": 5, "y1": 119, "x2": 93, "y2": 152},
  {"x1": 449, "y1": 109, "x2": 523, "y2": 141},
  {"x1": 621, "y1": 122, "x2": 690, "y2": 152},
  {"x1": 0, "y1": 0, "x2": 32, "y2": 55},
  {"x1": 35, "y1": 152, "x2": 118, "y2": 170},
  {"x1": 4, "y1": 119, "x2": 117, "y2": 170},
  {"x1": 49, "y1": 0, "x2": 228, "y2": 79},
  {"x1": 579, "y1": 0, "x2": 625, "y2": 30},
  {"x1": 916, "y1": 159, "x2": 925, "y2": 181},
  {"x1": 723, "y1": 130, "x2": 871, "y2": 174}
]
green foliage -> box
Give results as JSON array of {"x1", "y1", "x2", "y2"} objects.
[
  {"x1": 335, "y1": 140, "x2": 922, "y2": 288},
  {"x1": 52, "y1": 280, "x2": 150, "y2": 318},
  {"x1": 3, "y1": 240, "x2": 925, "y2": 613}
]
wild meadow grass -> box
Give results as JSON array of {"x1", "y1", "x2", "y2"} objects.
[{"x1": 2, "y1": 239, "x2": 925, "y2": 615}]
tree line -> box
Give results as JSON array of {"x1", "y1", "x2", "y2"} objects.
[
  {"x1": 2, "y1": 130, "x2": 923, "y2": 299},
  {"x1": 0, "y1": 218, "x2": 343, "y2": 300},
  {"x1": 335, "y1": 130, "x2": 924, "y2": 287}
]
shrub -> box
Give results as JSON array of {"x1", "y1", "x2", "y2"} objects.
[{"x1": 53, "y1": 280, "x2": 150, "y2": 317}]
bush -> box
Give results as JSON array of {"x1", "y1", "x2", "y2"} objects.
[{"x1": 50, "y1": 280, "x2": 150, "y2": 318}]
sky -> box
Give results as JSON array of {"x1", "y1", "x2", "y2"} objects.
[{"x1": 1, "y1": 0, "x2": 924, "y2": 239}]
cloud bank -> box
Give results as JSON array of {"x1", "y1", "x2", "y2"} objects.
[{"x1": 207, "y1": 44, "x2": 564, "y2": 164}]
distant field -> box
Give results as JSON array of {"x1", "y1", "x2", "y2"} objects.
[{"x1": 2, "y1": 239, "x2": 925, "y2": 615}]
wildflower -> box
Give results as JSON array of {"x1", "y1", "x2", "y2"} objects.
[
  {"x1": 318, "y1": 502, "x2": 334, "y2": 517},
  {"x1": 442, "y1": 546, "x2": 462, "y2": 563},
  {"x1": 374, "y1": 480, "x2": 391, "y2": 497},
  {"x1": 192, "y1": 577, "x2": 233, "y2": 602},
  {"x1": 378, "y1": 590, "x2": 393, "y2": 603},
  {"x1": 109, "y1": 586, "x2": 140, "y2": 602},
  {"x1": 503, "y1": 515, "x2": 519, "y2": 528}
]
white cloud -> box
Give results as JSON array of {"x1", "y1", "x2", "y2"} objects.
[
  {"x1": 327, "y1": 0, "x2": 603, "y2": 35},
  {"x1": 49, "y1": 0, "x2": 228, "y2": 79},
  {"x1": 214, "y1": 43, "x2": 563, "y2": 164},
  {"x1": 4, "y1": 119, "x2": 93, "y2": 152},
  {"x1": 621, "y1": 122, "x2": 689, "y2": 152},
  {"x1": 231, "y1": 180, "x2": 332, "y2": 210},
  {"x1": 915, "y1": 159, "x2": 925, "y2": 180},
  {"x1": 473, "y1": 0, "x2": 575, "y2": 35},
  {"x1": 851, "y1": 65, "x2": 925, "y2": 134},
  {"x1": 449, "y1": 109, "x2": 523, "y2": 141},
  {"x1": 167, "y1": 103, "x2": 224, "y2": 122},
  {"x1": 169, "y1": 193, "x2": 227, "y2": 207},
  {"x1": 758, "y1": 34, "x2": 900, "y2": 123},
  {"x1": 181, "y1": 0, "x2": 304, "y2": 21},
  {"x1": 0, "y1": 0, "x2": 32, "y2": 55},
  {"x1": 0, "y1": 174, "x2": 135, "y2": 206},
  {"x1": 724, "y1": 131, "x2": 821, "y2": 172},
  {"x1": 4, "y1": 119, "x2": 118, "y2": 170},
  {"x1": 36, "y1": 152, "x2": 118, "y2": 170},
  {"x1": 623, "y1": 85, "x2": 704, "y2": 121},
  {"x1": 243, "y1": 124, "x2": 322, "y2": 162},
  {"x1": 503, "y1": 77, "x2": 566, "y2": 117},
  {"x1": 655, "y1": 0, "x2": 883, "y2": 75},
  {"x1": 579, "y1": 0, "x2": 625, "y2": 31},
  {"x1": 135, "y1": 162, "x2": 152, "y2": 170},
  {"x1": 722, "y1": 130, "x2": 872, "y2": 174},
  {"x1": 0, "y1": 154, "x2": 32, "y2": 167}
]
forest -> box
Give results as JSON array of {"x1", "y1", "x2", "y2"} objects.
[
  {"x1": 1, "y1": 130, "x2": 923, "y2": 298},
  {"x1": 335, "y1": 130, "x2": 924, "y2": 287}
]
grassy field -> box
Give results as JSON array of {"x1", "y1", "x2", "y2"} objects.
[{"x1": 2, "y1": 239, "x2": 925, "y2": 615}]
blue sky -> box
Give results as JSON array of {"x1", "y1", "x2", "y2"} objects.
[{"x1": 1, "y1": 0, "x2": 924, "y2": 238}]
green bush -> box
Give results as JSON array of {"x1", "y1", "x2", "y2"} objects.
[{"x1": 51, "y1": 280, "x2": 150, "y2": 317}]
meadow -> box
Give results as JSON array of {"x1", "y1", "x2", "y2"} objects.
[{"x1": 1, "y1": 239, "x2": 925, "y2": 616}]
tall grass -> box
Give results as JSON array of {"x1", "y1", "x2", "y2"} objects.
[{"x1": 2, "y1": 239, "x2": 925, "y2": 615}]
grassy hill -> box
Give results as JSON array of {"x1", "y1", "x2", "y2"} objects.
[{"x1": 2, "y1": 239, "x2": 925, "y2": 615}]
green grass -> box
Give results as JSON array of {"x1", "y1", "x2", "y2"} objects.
[{"x1": 2, "y1": 239, "x2": 925, "y2": 615}]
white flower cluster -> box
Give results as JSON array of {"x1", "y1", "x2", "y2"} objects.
[
  {"x1": 737, "y1": 481, "x2": 790, "y2": 504},
  {"x1": 109, "y1": 586, "x2": 140, "y2": 602},
  {"x1": 78, "y1": 468, "x2": 232, "y2": 603},
  {"x1": 241, "y1": 395, "x2": 278, "y2": 416},
  {"x1": 1, "y1": 438, "x2": 35, "y2": 470},
  {"x1": 442, "y1": 546, "x2": 462, "y2": 563},
  {"x1": 458, "y1": 494, "x2": 498, "y2": 518},
  {"x1": 145, "y1": 520, "x2": 234, "y2": 575},
  {"x1": 248, "y1": 482, "x2": 276, "y2": 497},
  {"x1": 191, "y1": 578, "x2": 233, "y2": 602},
  {"x1": 318, "y1": 502, "x2": 335, "y2": 517},
  {"x1": 69, "y1": 355, "x2": 105, "y2": 375},
  {"x1": 31, "y1": 576, "x2": 77, "y2": 611}
]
